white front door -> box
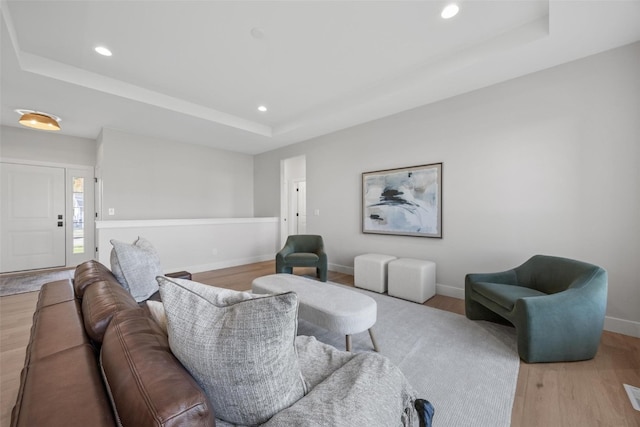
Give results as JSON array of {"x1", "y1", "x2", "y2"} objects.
[{"x1": 0, "y1": 163, "x2": 66, "y2": 272}]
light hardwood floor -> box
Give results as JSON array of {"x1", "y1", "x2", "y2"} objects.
[{"x1": 1, "y1": 261, "x2": 639, "y2": 426}]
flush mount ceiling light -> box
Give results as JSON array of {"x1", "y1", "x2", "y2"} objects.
[
  {"x1": 257, "y1": 105, "x2": 268, "y2": 112},
  {"x1": 94, "y1": 46, "x2": 112, "y2": 56},
  {"x1": 441, "y1": 4, "x2": 460, "y2": 19},
  {"x1": 15, "y1": 109, "x2": 61, "y2": 131}
]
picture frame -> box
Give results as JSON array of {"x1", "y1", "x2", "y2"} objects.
[{"x1": 362, "y1": 163, "x2": 442, "y2": 238}]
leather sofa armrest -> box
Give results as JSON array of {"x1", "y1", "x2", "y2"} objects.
[{"x1": 101, "y1": 309, "x2": 215, "y2": 427}]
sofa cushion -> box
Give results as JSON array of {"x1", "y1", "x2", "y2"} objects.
[
  {"x1": 100, "y1": 308, "x2": 215, "y2": 427},
  {"x1": 82, "y1": 279, "x2": 140, "y2": 343},
  {"x1": 74, "y1": 259, "x2": 120, "y2": 298},
  {"x1": 262, "y1": 351, "x2": 418, "y2": 427},
  {"x1": 36, "y1": 279, "x2": 75, "y2": 309},
  {"x1": 285, "y1": 253, "x2": 320, "y2": 266},
  {"x1": 157, "y1": 277, "x2": 306, "y2": 426},
  {"x1": 28, "y1": 299, "x2": 89, "y2": 361},
  {"x1": 472, "y1": 282, "x2": 547, "y2": 311},
  {"x1": 12, "y1": 344, "x2": 115, "y2": 427},
  {"x1": 110, "y1": 237, "x2": 163, "y2": 302},
  {"x1": 294, "y1": 335, "x2": 355, "y2": 391}
]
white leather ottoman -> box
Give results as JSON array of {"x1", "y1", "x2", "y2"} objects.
[
  {"x1": 388, "y1": 258, "x2": 436, "y2": 303},
  {"x1": 354, "y1": 253, "x2": 397, "y2": 293}
]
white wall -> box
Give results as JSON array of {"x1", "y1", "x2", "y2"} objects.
[
  {"x1": 0, "y1": 125, "x2": 96, "y2": 166},
  {"x1": 254, "y1": 42, "x2": 640, "y2": 335},
  {"x1": 96, "y1": 218, "x2": 279, "y2": 274},
  {"x1": 97, "y1": 128, "x2": 254, "y2": 220}
]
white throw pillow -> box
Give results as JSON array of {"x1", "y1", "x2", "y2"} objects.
[
  {"x1": 157, "y1": 276, "x2": 306, "y2": 425},
  {"x1": 145, "y1": 300, "x2": 168, "y2": 335},
  {"x1": 110, "y1": 237, "x2": 162, "y2": 302}
]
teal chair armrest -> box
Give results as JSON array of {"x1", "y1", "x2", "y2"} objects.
[
  {"x1": 316, "y1": 250, "x2": 328, "y2": 282},
  {"x1": 465, "y1": 270, "x2": 518, "y2": 323},
  {"x1": 514, "y1": 284, "x2": 607, "y2": 362},
  {"x1": 277, "y1": 241, "x2": 296, "y2": 258},
  {"x1": 275, "y1": 243, "x2": 295, "y2": 274},
  {"x1": 466, "y1": 270, "x2": 518, "y2": 285}
]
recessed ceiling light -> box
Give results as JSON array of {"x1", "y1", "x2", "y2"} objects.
[
  {"x1": 257, "y1": 105, "x2": 268, "y2": 112},
  {"x1": 441, "y1": 4, "x2": 459, "y2": 19},
  {"x1": 94, "y1": 46, "x2": 112, "y2": 56}
]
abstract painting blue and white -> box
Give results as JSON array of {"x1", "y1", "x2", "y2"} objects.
[{"x1": 362, "y1": 163, "x2": 442, "y2": 238}]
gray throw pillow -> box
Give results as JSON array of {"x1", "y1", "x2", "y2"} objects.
[
  {"x1": 157, "y1": 277, "x2": 306, "y2": 425},
  {"x1": 110, "y1": 237, "x2": 162, "y2": 302}
]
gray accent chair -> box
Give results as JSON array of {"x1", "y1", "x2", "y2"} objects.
[
  {"x1": 276, "y1": 235, "x2": 328, "y2": 282},
  {"x1": 465, "y1": 255, "x2": 607, "y2": 363}
]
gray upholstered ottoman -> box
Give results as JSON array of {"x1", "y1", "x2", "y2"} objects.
[{"x1": 252, "y1": 274, "x2": 378, "y2": 352}]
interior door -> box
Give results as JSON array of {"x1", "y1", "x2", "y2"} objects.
[
  {"x1": 1, "y1": 163, "x2": 66, "y2": 272},
  {"x1": 295, "y1": 181, "x2": 307, "y2": 234}
]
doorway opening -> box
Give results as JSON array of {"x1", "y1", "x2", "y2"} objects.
[{"x1": 280, "y1": 155, "x2": 306, "y2": 248}]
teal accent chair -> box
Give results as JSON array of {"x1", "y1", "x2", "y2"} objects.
[
  {"x1": 465, "y1": 255, "x2": 607, "y2": 363},
  {"x1": 276, "y1": 235, "x2": 328, "y2": 282}
]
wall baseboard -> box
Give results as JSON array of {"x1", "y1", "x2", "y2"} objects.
[
  {"x1": 330, "y1": 263, "x2": 466, "y2": 299},
  {"x1": 435, "y1": 283, "x2": 465, "y2": 300},
  {"x1": 604, "y1": 316, "x2": 640, "y2": 338},
  {"x1": 330, "y1": 266, "x2": 640, "y2": 338},
  {"x1": 173, "y1": 254, "x2": 275, "y2": 277},
  {"x1": 437, "y1": 288, "x2": 640, "y2": 338},
  {"x1": 329, "y1": 263, "x2": 353, "y2": 275}
]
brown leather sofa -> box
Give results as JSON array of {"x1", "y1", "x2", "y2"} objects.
[{"x1": 11, "y1": 260, "x2": 216, "y2": 427}]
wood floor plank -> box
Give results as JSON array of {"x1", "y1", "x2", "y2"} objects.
[
  {"x1": 0, "y1": 291, "x2": 38, "y2": 426},
  {"x1": 1, "y1": 262, "x2": 639, "y2": 427},
  {"x1": 511, "y1": 359, "x2": 529, "y2": 426}
]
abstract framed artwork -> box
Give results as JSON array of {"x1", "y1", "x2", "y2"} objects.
[{"x1": 362, "y1": 163, "x2": 442, "y2": 238}]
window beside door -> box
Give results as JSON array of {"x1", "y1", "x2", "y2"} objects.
[{"x1": 72, "y1": 177, "x2": 85, "y2": 254}]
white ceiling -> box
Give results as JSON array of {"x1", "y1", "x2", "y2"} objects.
[{"x1": 1, "y1": 0, "x2": 640, "y2": 154}]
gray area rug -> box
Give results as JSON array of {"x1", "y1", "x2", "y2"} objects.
[
  {"x1": 0, "y1": 269, "x2": 74, "y2": 297},
  {"x1": 297, "y1": 285, "x2": 519, "y2": 427}
]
